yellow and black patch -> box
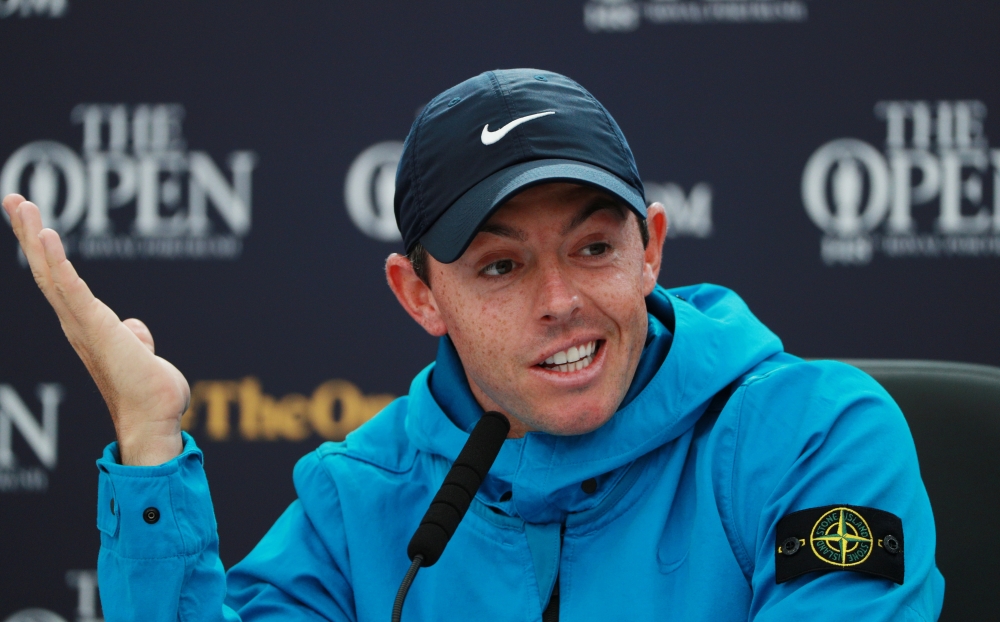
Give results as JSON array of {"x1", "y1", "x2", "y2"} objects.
[{"x1": 775, "y1": 505, "x2": 904, "y2": 585}]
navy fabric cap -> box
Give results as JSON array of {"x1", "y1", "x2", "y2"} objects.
[{"x1": 394, "y1": 69, "x2": 647, "y2": 263}]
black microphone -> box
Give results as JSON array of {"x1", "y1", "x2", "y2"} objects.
[{"x1": 391, "y1": 410, "x2": 510, "y2": 622}]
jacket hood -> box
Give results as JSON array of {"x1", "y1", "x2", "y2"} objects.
[{"x1": 403, "y1": 283, "x2": 783, "y2": 523}]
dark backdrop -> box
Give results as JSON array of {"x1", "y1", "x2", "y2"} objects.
[{"x1": 1, "y1": 1, "x2": 997, "y2": 619}]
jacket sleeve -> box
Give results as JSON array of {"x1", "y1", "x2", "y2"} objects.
[
  {"x1": 96, "y1": 433, "x2": 356, "y2": 622},
  {"x1": 713, "y1": 361, "x2": 945, "y2": 622}
]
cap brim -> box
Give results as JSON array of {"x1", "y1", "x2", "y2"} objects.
[{"x1": 419, "y1": 159, "x2": 647, "y2": 263}]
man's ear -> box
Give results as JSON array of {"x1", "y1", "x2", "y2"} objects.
[
  {"x1": 385, "y1": 254, "x2": 448, "y2": 337},
  {"x1": 641, "y1": 203, "x2": 669, "y2": 296}
]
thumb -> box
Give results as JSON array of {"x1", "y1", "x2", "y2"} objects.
[{"x1": 123, "y1": 318, "x2": 155, "y2": 354}]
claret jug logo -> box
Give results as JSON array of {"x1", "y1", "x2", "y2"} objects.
[
  {"x1": 810, "y1": 507, "x2": 873, "y2": 567},
  {"x1": 803, "y1": 100, "x2": 1000, "y2": 265},
  {"x1": 344, "y1": 141, "x2": 403, "y2": 242},
  {"x1": 1, "y1": 104, "x2": 257, "y2": 261}
]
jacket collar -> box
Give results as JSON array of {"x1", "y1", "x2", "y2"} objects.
[{"x1": 404, "y1": 284, "x2": 783, "y2": 524}]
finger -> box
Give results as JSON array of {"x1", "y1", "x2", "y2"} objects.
[
  {"x1": 9, "y1": 196, "x2": 38, "y2": 242},
  {"x1": 123, "y1": 318, "x2": 156, "y2": 354},
  {"x1": 13, "y1": 202, "x2": 60, "y2": 302},
  {"x1": 8, "y1": 198, "x2": 28, "y2": 242},
  {"x1": 2, "y1": 193, "x2": 25, "y2": 220},
  {"x1": 38, "y1": 228, "x2": 98, "y2": 328}
]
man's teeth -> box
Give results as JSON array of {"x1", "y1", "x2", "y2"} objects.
[{"x1": 542, "y1": 341, "x2": 597, "y2": 372}]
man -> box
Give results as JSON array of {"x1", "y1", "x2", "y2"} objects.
[{"x1": 4, "y1": 69, "x2": 943, "y2": 621}]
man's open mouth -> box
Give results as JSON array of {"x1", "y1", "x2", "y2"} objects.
[{"x1": 538, "y1": 340, "x2": 601, "y2": 373}]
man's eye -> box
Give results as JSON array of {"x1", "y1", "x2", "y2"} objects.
[
  {"x1": 482, "y1": 259, "x2": 515, "y2": 276},
  {"x1": 580, "y1": 243, "x2": 610, "y2": 257}
]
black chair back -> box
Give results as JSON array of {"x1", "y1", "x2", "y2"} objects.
[{"x1": 840, "y1": 359, "x2": 1000, "y2": 621}]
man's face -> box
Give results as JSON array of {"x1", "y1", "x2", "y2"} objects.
[{"x1": 413, "y1": 183, "x2": 664, "y2": 436}]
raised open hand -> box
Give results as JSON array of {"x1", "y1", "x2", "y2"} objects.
[{"x1": 3, "y1": 193, "x2": 189, "y2": 466}]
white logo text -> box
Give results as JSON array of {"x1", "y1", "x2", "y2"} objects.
[{"x1": 1, "y1": 104, "x2": 257, "y2": 261}]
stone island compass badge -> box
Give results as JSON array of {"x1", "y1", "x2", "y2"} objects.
[{"x1": 775, "y1": 505, "x2": 905, "y2": 584}]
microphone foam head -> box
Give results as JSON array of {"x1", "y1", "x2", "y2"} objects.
[{"x1": 405, "y1": 411, "x2": 510, "y2": 566}]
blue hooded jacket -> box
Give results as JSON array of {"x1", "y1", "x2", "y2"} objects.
[{"x1": 94, "y1": 284, "x2": 944, "y2": 621}]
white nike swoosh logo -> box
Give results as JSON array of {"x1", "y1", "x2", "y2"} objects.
[{"x1": 480, "y1": 111, "x2": 556, "y2": 145}]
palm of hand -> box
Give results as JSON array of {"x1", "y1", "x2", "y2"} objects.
[{"x1": 3, "y1": 193, "x2": 189, "y2": 466}]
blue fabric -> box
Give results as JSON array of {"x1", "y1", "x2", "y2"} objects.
[
  {"x1": 620, "y1": 309, "x2": 673, "y2": 409},
  {"x1": 523, "y1": 522, "x2": 561, "y2": 609},
  {"x1": 428, "y1": 336, "x2": 481, "y2": 433},
  {"x1": 95, "y1": 284, "x2": 945, "y2": 621},
  {"x1": 428, "y1": 311, "x2": 673, "y2": 611}
]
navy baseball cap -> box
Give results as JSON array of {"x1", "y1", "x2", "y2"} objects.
[{"x1": 394, "y1": 69, "x2": 646, "y2": 263}]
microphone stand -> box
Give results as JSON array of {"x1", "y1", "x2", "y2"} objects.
[{"x1": 391, "y1": 555, "x2": 424, "y2": 622}]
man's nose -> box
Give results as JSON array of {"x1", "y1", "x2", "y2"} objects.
[{"x1": 535, "y1": 261, "x2": 582, "y2": 323}]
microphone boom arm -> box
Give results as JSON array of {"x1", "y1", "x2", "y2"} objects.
[{"x1": 391, "y1": 411, "x2": 510, "y2": 622}]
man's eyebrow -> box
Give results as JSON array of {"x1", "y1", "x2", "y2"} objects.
[
  {"x1": 562, "y1": 196, "x2": 629, "y2": 234},
  {"x1": 478, "y1": 222, "x2": 527, "y2": 241}
]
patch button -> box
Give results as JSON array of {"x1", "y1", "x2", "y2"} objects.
[
  {"x1": 781, "y1": 537, "x2": 802, "y2": 556},
  {"x1": 882, "y1": 534, "x2": 900, "y2": 554}
]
